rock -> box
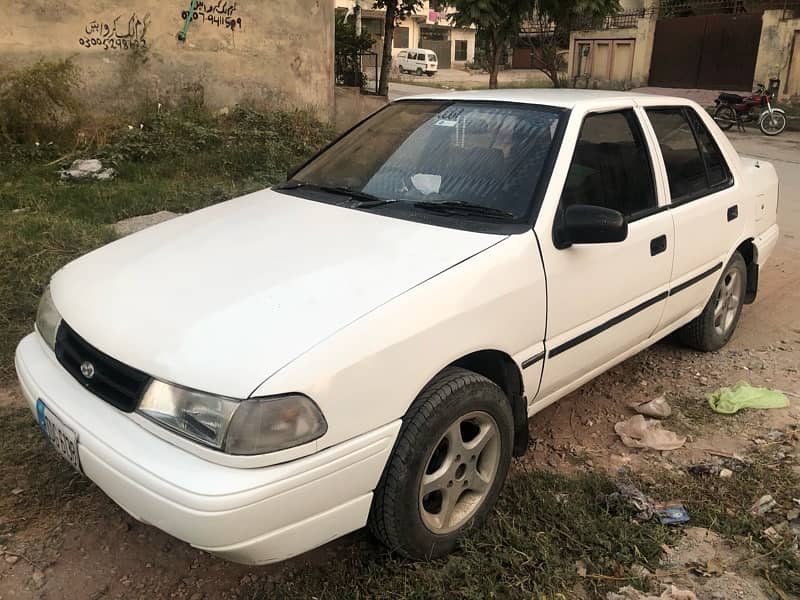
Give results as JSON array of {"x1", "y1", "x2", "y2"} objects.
[
  {"x1": 31, "y1": 570, "x2": 45, "y2": 588},
  {"x1": 719, "y1": 468, "x2": 733, "y2": 478},
  {"x1": 10, "y1": 488, "x2": 23, "y2": 495},
  {"x1": 113, "y1": 211, "x2": 179, "y2": 236},
  {"x1": 750, "y1": 494, "x2": 776, "y2": 516},
  {"x1": 60, "y1": 159, "x2": 116, "y2": 181},
  {"x1": 5, "y1": 554, "x2": 19, "y2": 564},
  {"x1": 190, "y1": 593, "x2": 203, "y2": 600},
  {"x1": 787, "y1": 508, "x2": 800, "y2": 521}
]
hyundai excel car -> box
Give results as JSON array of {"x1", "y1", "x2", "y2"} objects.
[{"x1": 16, "y1": 90, "x2": 779, "y2": 564}]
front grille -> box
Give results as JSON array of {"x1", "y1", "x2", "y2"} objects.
[{"x1": 55, "y1": 322, "x2": 151, "y2": 412}]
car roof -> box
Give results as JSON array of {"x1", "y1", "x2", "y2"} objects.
[{"x1": 393, "y1": 88, "x2": 691, "y2": 109}]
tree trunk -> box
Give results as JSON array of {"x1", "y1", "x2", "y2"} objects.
[
  {"x1": 487, "y1": 36, "x2": 501, "y2": 89},
  {"x1": 377, "y1": 3, "x2": 396, "y2": 97}
]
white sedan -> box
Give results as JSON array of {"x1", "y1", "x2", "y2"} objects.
[{"x1": 16, "y1": 89, "x2": 779, "y2": 564}]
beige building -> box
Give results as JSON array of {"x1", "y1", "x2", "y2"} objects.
[
  {"x1": 566, "y1": 4, "x2": 800, "y2": 101},
  {"x1": 335, "y1": 0, "x2": 476, "y2": 68},
  {"x1": 1, "y1": 0, "x2": 335, "y2": 119}
]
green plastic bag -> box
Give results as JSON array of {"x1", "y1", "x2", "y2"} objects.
[{"x1": 707, "y1": 382, "x2": 789, "y2": 414}]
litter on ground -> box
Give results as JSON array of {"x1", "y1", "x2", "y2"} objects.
[
  {"x1": 603, "y1": 482, "x2": 690, "y2": 525},
  {"x1": 629, "y1": 395, "x2": 672, "y2": 419},
  {"x1": 59, "y1": 158, "x2": 116, "y2": 181},
  {"x1": 615, "y1": 414, "x2": 687, "y2": 451},
  {"x1": 707, "y1": 382, "x2": 789, "y2": 414}
]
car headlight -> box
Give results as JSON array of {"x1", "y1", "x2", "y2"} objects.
[
  {"x1": 36, "y1": 286, "x2": 62, "y2": 351},
  {"x1": 138, "y1": 380, "x2": 327, "y2": 455}
]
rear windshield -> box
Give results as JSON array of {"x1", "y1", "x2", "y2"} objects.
[{"x1": 291, "y1": 101, "x2": 564, "y2": 225}]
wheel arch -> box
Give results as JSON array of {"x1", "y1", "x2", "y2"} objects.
[
  {"x1": 734, "y1": 238, "x2": 758, "y2": 304},
  {"x1": 431, "y1": 349, "x2": 529, "y2": 457}
]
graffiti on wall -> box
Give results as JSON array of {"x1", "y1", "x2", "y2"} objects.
[
  {"x1": 181, "y1": 1, "x2": 243, "y2": 31},
  {"x1": 79, "y1": 13, "x2": 151, "y2": 50}
]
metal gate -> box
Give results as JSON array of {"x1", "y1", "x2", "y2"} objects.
[
  {"x1": 649, "y1": 14, "x2": 762, "y2": 90},
  {"x1": 419, "y1": 40, "x2": 452, "y2": 68}
]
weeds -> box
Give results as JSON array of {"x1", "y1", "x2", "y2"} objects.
[{"x1": 0, "y1": 59, "x2": 83, "y2": 145}]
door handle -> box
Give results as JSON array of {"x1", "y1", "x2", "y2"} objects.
[
  {"x1": 650, "y1": 234, "x2": 667, "y2": 256},
  {"x1": 727, "y1": 205, "x2": 738, "y2": 221}
]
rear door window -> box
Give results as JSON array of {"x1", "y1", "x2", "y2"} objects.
[
  {"x1": 645, "y1": 107, "x2": 732, "y2": 203},
  {"x1": 560, "y1": 110, "x2": 657, "y2": 220}
]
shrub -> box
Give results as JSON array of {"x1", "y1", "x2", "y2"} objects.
[{"x1": 0, "y1": 58, "x2": 83, "y2": 145}]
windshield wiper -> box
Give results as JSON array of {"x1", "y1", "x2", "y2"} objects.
[
  {"x1": 274, "y1": 181, "x2": 395, "y2": 207},
  {"x1": 413, "y1": 201, "x2": 514, "y2": 219}
]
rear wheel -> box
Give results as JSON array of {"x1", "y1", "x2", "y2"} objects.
[
  {"x1": 369, "y1": 367, "x2": 513, "y2": 559},
  {"x1": 759, "y1": 111, "x2": 787, "y2": 136},
  {"x1": 678, "y1": 252, "x2": 747, "y2": 351},
  {"x1": 713, "y1": 104, "x2": 736, "y2": 131},
  {"x1": 416, "y1": 67, "x2": 423, "y2": 76}
]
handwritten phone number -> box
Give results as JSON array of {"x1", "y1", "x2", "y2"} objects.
[{"x1": 78, "y1": 37, "x2": 146, "y2": 50}]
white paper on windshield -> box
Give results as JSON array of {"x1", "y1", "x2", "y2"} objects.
[{"x1": 411, "y1": 174, "x2": 441, "y2": 195}]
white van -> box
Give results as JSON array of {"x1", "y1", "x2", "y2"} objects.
[{"x1": 397, "y1": 48, "x2": 438, "y2": 76}]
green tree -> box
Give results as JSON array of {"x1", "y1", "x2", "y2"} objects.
[
  {"x1": 447, "y1": 0, "x2": 536, "y2": 89},
  {"x1": 374, "y1": 0, "x2": 424, "y2": 96},
  {"x1": 521, "y1": 0, "x2": 621, "y2": 87},
  {"x1": 335, "y1": 11, "x2": 376, "y2": 87}
]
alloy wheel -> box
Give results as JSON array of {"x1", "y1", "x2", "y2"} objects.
[
  {"x1": 418, "y1": 411, "x2": 501, "y2": 534},
  {"x1": 713, "y1": 266, "x2": 743, "y2": 337}
]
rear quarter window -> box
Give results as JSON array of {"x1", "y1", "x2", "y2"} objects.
[{"x1": 645, "y1": 107, "x2": 733, "y2": 204}]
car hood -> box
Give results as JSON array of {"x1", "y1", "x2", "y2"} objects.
[{"x1": 51, "y1": 189, "x2": 505, "y2": 398}]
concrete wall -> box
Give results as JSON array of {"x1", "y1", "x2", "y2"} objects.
[
  {"x1": 753, "y1": 9, "x2": 800, "y2": 100},
  {"x1": 0, "y1": 0, "x2": 334, "y2": 120},
  {"x1": 567, "y1": 16, "x2": 656, "y2": 88},
  {"x1": 334, "y1": 86, "x2": 387, "y2": 132}
]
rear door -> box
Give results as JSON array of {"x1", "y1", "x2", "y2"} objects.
[
  {"x1": 534, "y1": 105, "x2": 674, "y2": 401},
  {"x1": 641, "y1": 105, "x2": 743, "y2": 330}
]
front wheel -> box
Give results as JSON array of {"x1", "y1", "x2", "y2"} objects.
[
  {"x1": 759, "y1": 110, "x2": 787, "y2": 136},
  {"x1": 426, "y1": 71, "x2": 435, "y2": 77},
  {"x1": 713, "y1": 104, "x2": 737, "y2": 131},
  {"x1": 369, "y1": 367, "x2": 513, "y2": 559},
  {"x1": 678, "y1": 252, "x2": 747, "y2": 351}
]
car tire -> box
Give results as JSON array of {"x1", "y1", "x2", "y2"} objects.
[
  {"x1": 416, "y1": 67, "x2": 423, "y2": 76},
  {"x1": 678, "y1": 251, "x2": 747, "y2": 352},
  {"x1": 368, "y1": 367, "x2": 514, "y2": 559}
]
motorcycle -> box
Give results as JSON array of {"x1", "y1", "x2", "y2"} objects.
[{"x1": 713, "y1": 78, "x2": 786, "y2": 136}]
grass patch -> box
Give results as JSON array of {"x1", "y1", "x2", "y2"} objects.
[
  {"x1": 244, "y1": 468, "x2": 672, "y2": 599},
  {"x1": 641, "y1": 445, "x2": 800, "y2": 595},
  {"x1": 0, "y1": 105, "x2": 333, "y2": 382}
]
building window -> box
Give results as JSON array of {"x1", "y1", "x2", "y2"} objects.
[
  {"x1": 394, "y1": 26, "x2": 409, "y2": 48},
  {"x1": 430, "y1": 0, "x2": 446, "y2": 10},
  {"x1": 455, "y1": 40, "x2": 467, "y2": 61}
]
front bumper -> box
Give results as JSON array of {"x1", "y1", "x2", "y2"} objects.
[{"x1": 15, "y1": 333, "x2": 400, "y2": 564}]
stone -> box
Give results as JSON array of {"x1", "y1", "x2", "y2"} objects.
[{"x1": 113, "y1": 211, "x2": 179, "y2": 237}]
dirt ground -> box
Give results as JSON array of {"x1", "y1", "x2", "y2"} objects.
[{"x1": 0, "y1": 132, "x2": 798, "y2": 599}]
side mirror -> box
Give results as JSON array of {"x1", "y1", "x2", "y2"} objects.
[{"x1": 556, "y1": 204, "x2": 628, "y2": 248}]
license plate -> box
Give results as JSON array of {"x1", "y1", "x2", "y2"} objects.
[{"x1": 36, "y1": 399, "x2": 82, "y2": 473}]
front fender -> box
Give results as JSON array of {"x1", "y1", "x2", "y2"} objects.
[{"x1": 252, "y1": 232, "x2": 547, "y2": 452}]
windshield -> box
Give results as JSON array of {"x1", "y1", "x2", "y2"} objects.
[{"x1": 290, "y1": 100, "x2": 565, "y2": 226}]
